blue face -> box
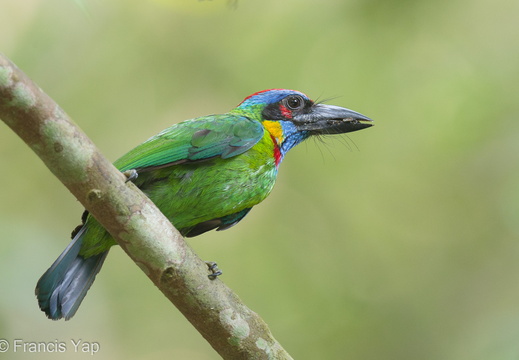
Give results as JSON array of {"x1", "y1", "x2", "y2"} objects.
[{"x1": 236, "y1": 89, "x2": 315, "y2": 158}]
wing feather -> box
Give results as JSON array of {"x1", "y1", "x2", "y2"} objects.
[{"x1": 114, "y1": 114, "x2": 264, "y2": 172}]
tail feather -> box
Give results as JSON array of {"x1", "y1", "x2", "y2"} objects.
[{"x1": 36, "y1": 227, "x2": 108, "y2": 320}]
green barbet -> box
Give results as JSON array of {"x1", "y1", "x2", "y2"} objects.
[{"x1": 36, "y1": 89, "x2": 373, "y2": 320}]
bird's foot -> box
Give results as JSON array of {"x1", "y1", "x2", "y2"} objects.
[
  {"x1": 206, "y1": 261, "x2": 223, "y2": 280},
  {"x1": 71, "y1": 210, "x2": 89, "y2": 238},
  {"x1": 123, "y1": 169, "x2": 138, "y2": 183}
]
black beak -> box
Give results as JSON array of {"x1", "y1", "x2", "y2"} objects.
[{"x1": 293, "y1": 103, "x2": 373, "y2": 135}]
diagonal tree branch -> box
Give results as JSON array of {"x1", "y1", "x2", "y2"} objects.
[{"x1": 0, "y1": 53, "x2": 293, "y2": 360}]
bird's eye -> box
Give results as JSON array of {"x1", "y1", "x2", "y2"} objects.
[{"x1": 284, "y1": 95, "x2": 305, "y2": 111}]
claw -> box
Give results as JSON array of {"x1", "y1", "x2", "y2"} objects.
[
  {"x1": 206, "y1": 261, "x2": 223, "y2": 280},
  {"x1": 123, "y1": 169, "x2": 138, "y2": 183}
]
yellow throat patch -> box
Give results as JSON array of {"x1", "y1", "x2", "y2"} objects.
[{"x1": 262, "y1": 121, "x2": 284, "y2": 145}]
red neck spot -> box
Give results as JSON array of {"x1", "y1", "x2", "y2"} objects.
[{"x1": 270, "y1": 134, "x2": 282, "y2": 167}]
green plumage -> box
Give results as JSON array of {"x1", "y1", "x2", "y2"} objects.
[
  {"x1": 80, "y1": 114, "x2": 277, "y2": 257},
  {"x1": 115, "y1": 114, "x2": 265, "y2": 171}
]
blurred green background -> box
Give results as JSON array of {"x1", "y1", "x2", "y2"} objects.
[{"x1": 1, "y1": 0, "x2": 519, "y2": 359}]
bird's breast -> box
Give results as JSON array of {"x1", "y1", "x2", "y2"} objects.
[{"x1": 137, "y1": 135, "x2": 279, "y2": 231}]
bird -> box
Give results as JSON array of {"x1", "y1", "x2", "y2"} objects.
[{"x1": 35, "y1": 88, "x2": 373, "y2": 320}]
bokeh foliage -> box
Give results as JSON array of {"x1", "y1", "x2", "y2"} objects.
[{"x1": 1, "y1": 0, "x2": 519, "y2": 359}]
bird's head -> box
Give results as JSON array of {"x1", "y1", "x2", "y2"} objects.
[{"x1": 233, "y1": 89, "x2": 373, "y2": 156}]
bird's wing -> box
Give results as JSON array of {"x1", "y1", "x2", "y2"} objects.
[{"x1": 114, "y1": 114, "x2": 265, "y2": 172}]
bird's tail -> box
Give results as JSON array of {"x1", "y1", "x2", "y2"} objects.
[{"x1": 35, "y1": 226, "x2": 108, "y2": 320}]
